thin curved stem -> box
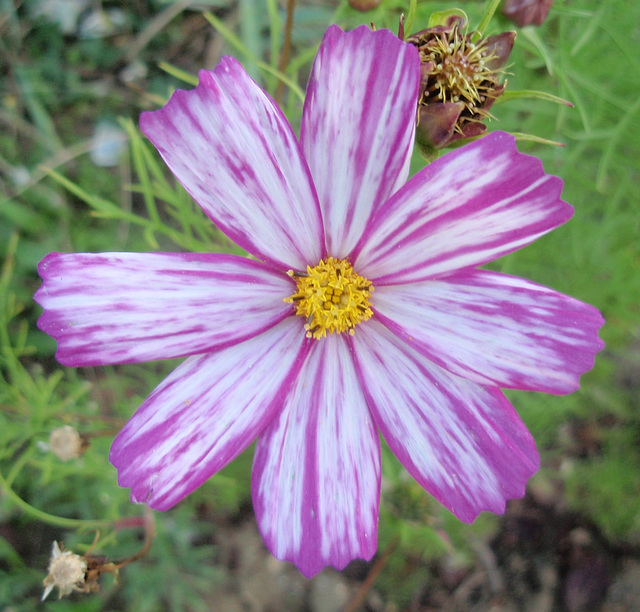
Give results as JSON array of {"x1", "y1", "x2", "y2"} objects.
[
  {"x1": 0, "y1": 469, "x2": 112, "y2": 530},
  {"x1": 475, "y1": 0, "x2": 503, "y2": 38},
  {"x1": 275, "y1": 0, "x2": 296, "y2": 106}
]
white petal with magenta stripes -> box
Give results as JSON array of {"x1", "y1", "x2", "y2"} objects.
[
  {"x1": 373, "y1": 270, "x2": 605, "y2": 393},
  {"x1": 351, "y1": 320, "x2": 539, "y2": 523},
  {"x1": 35, "y1": 252, "x2": 294, "y2": 366},
  {"x1": 252, "y1": 334, "x2": 380, "y2": 577},
  {"x1": 354, "y1": 131, "x2": 573, "y2": 284},
  {"x1": 109, "y1": 317, "x2": 309, "y2": 511},
  {"x1": 140, "y1": 59, "x2": 324, "y2": 271},
  {"x1": 300, "y1": 25, "x2": 420, "y2": 257}
]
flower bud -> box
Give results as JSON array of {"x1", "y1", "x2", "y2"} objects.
[
  {"x1": 503, "y1": 0, "x2": 554, "y2": 27},
  {"x1": 348, "y1": 0, "x2": 382, "y2": 11},
  {"x1": 407, "y1": 15, "x2": 515, "y2": 153}
]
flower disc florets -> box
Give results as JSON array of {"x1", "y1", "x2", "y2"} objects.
[{"x1": 285, "y1": 257, "x2": 374, "y2": 339}]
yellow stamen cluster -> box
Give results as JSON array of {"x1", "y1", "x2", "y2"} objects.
[{"x1": 285, "y1": 257, "x2": 374, "y2": 339}]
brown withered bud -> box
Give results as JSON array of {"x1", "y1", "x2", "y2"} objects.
[
  {"x1": 407, "y1": 20, "x2": 515, "y2": 152},
  {"x1": 503, "y1": 0, "x2": 554, "y2": 27},
  {"x1": 348, "y1": 0, "x2": 382, "y2": 11}
]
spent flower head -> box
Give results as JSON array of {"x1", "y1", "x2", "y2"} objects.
[
  {"x1": 42, "y1": 541, "x2": 87, "y2": 601},
  {"x1": 35, "y1": 25, "x2": 603, "y2": 577},
  {"x1": 42, "y1": 520, "x2": 153, "y2": 600},
  {"x1": 407, "y1": 12, "x2": 515, "y2": 152},
  {"x1": 48, "y1": 425, "x2": 86, "y2": 461}
]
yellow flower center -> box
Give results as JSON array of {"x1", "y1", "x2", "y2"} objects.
[{"x1": 284, "y1": 257, "x2": 374, "y2": 339}]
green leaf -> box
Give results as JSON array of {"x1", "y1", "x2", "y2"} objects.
[
  {"x1": 158, "y1": 62, "x2": 198, "y2": 86},
  {"x1": 427, "y1": 8, "x2": 467, "y2": 29},
  {"x1": 497, "y1": 89, "x2": 574, "y2": 107}
]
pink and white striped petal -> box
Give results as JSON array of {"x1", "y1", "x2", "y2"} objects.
[
  {"x1": 252, "y1": 334, "x2": 380, "y2": 577},
  {"x1": 110, "y1": 317, "x2": 309, "y2": 511},
  {"x1": 354, "y1": 131, "x2": 572, "y2": 284},
  {"x1": 141, "y1": 59, "x2": 324, "y2": 271},
  {"x1": 373, "y1": 270, "x2": 605, "y2": 393},
  {"x1": 300, "y1": 25, "x2": 420, "y2": 258},
  {"x1": 351, "y1": 320, "x2": 539, "y2": 522},
  {"x1": 35, "y1": 252, "x2": 294, "y2": 366}
]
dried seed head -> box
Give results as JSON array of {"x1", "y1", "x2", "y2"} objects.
[
  {"x1": 42, "y1": 542, "x2": 87, "y2": 601},
  {"x1": 407, "y1": 18, "x2": 515, "y2": 152},
  {"x1": 48, "y1": 426, "x2": 85, "y2": 461}
]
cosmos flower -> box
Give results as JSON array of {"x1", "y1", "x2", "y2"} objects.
[{"x1": 35, "y1": 25, "x2": 604, "y2": 577}]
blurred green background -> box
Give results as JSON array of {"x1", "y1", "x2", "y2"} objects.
[{"x1": 0, "y1": 0, "x2": 638, "y2": 610}]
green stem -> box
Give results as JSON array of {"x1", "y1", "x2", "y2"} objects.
[
  {"x1": 266, "y1": 0, "x2": 282, "y2": 95},
  {"x1": 404, "y1": 0, "x2": 417, "y2": 39},
  {"x1": 239, "y1": 0, "x2": 261, "y2": 81},
  {"x1": 275, "y1": 0, "x2": 296, "y2": 106},
  {"x1": 0, "y1": 235, "x2": 27, "y2": 383},
  {"x1": 4, "y1": 445, "x2": 35, "y2": 488},
  {"x1": 0, "y1": 469, "x2": 111, "y2": 530},
  {"x1": 203, "y1": 12, "x2": 304, "y2": 102},
  {"x1": 475, "y1": 0, "x2": 503, "y2": 38}
]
